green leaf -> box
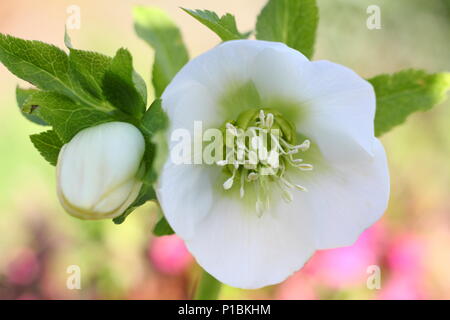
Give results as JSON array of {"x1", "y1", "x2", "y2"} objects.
[
  {"x1": 16, "y1": 87, "x2": 47, "y2": 125},
  {"x1": 22, "y1": 91, "x2": 114, "y2": 143},
  {"x1": 181, "y1": 8, "x2": 251, "y2": 41},
  {"x1": 29, "y1": 130, "x2": 63, "y2": 166},
  {"x1": 65, "y1": 31, "x2": 112, "y2": 100},
  {"x1": 113, "y1": 99, "x2": 169, "y2": 224},
  {"x1": 65, "y1": 31, "x2": 146, "y2": 115},
  {"x1": 255, "y1": 0, "x2": 318, "y2": 59},
  {"x1": 142, "y1": 99, "x2": 169, "y2": 180},
  {"x1": 370, "y1": 70, "x2": 450, "y2": 136},
  {"x1": 103, "y1": 48, "x2": 146, "y2": 118},
  {"x1": 141, "y1": 99, "x2": 168, "y2": 136},
  {"x1": 141, "y1": 99, "x2": 169, "y2": 180},
  {"x1": 132, "y1": 71, "x2": 148, "y2": 107},
  {"x1": 0, "y1": 33, "x2": 100, "y2": 108},
  {"x1": 134, "y1": 6, "x2": 189, "y2": 97},
  {"x1": 0, "y1": 33, "x2": 70, "y2": 92},
  {"x1": 69, "y1": 50, "x2": 111, "y2": 100},
  {"x1": 153, "y1": 216, "x2": 174, "y2": 236}
]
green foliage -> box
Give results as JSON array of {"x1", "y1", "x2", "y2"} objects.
[
  {"x1": 65, "y1": 33, "x2": 112, "y2": 100},
  {"x1": 182, "y1": 8, "x2": 251, "y2": 41},
  {"x1": 22, "y1": 91, "x2": 115, "y2": 143},
  {"x1": 256, "y1": 0, "x2": 318, "y2": 59},
  {"x1": 153, "y1": 216, "x2": 174, "y2": 236},
  {"x1": 371, "y1": 70, "x2": 450, "y2": 136},
  {"x1": 29, "y1": 130, "x2": 63, "y2": 166},
  {"x1": 141, "y1": 99, "x2": 168, "y2": 137},
  {"x1": 113, "y1": 99, "x2": 169, "y2": 224},
  {"x1": 3, "y1": 4, "x2": 450, "y2": 232},
  {"x1": 134, "y1": 6, "x2": 189, "y2": 97},
  {"x1": 0, "y1": 33, "x2": 71, "y2": 93},
  {"x1": 16, "y1": 86, "x2": 47, "y2": 125},
  {"x1": 0, "y1": 33, "x2": 100, "y2": 108},
  {"x1": 0, "y1": 31, "x2": 171, "y2": 223},
  {"x1": 103, "y1": 48, "x2": 147, "y2": 118},
  {"x1": 141, "y1": 99, "x2": 169, "y2": 182}
]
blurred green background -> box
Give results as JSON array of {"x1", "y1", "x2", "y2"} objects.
[{"x1": 0, "y1": 0, "x2": 449, "y2": 299}]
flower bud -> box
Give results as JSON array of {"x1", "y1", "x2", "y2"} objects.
[{"x1": 56, "y1": 122, "x2": 145, "y2": 220}]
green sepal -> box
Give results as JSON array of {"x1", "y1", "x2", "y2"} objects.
[
  {"x1": 153, "y1": 216, "x2": 174, "y2": 236},
  {"x1": 0, "y1": 33, "x2": 103, "y2": 109},
  {"x1": 113, "y1": 99, "x2": 169, "y2": 224},
  {"x1": 64, "y1": 30, "x2": 112, "y2": 101},
  {"x1": 102, "y1": 48, "x2": 147, "y2": 119},
  {"x1": 22, "y1": 91, "x2": 114, "y2": 143},
  {"x1": 29, "y1": 130, "x2": 63, "y2": 166}
]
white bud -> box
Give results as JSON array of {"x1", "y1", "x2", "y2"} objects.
[{"x1": 56, "y1": 122, "x2": 145, "y2": 220}]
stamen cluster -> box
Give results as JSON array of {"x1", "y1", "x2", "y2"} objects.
[{"x1": 217, "y1": 109, "x2": 313, "y2": 215}]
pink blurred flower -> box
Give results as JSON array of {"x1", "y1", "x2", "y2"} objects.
[
  {"x1": 379, "y1": 233, "x2": 427, "y2": 300},
  {"x1": 7, "y1": 248, "x2": 40, "y2": 285},
  {"x1": 16, "y1": 293, "x2": 39, "y2": 300},
  {"x1": 302, "y1": 224, "x2": 383, "y2": 288},
  {"x1": 276, "y1": 272, "x2": 317, "y2": 300},
  {"x1": 378, "y1": 274, "x2": 424, "y2": 300},
  {"x1": 386, "y1": 234, "x2": 424, "y2": 278},
  {"x1": 148, "y1": 235, "x2": 193, "y2": 275}
]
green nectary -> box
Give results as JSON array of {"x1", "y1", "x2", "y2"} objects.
[{"x1": 218, "y1": 81, "x2": 307, "y2": 128}]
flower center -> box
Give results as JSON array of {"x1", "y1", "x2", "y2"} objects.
[{"x1": 217, "y1": 109, "x2": 313, "y2": 216}]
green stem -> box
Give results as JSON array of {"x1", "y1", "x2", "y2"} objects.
[{"x1": 194, "y1": 270, "x2": 222, "y2": 300}]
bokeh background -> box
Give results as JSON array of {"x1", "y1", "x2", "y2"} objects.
[{"x1": 0, "y1": 0, "x2": 449, "y2": 300}]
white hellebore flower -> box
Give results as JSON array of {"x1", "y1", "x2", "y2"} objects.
[
  {"x1": 57, "y1": 122, "x2": 145, "y2": 220},
  {"x1": 158, "y1": 40, "x2": 390, "y2": 289}
]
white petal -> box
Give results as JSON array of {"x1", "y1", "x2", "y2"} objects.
[
  {"x1": 163, "y1": 81, "x2": 221, "y2": 133},
  {"x1": 250, "y1": 50, "x2": 376, "y2": 164},
  {"x1": 162, "y1": 40, "x2": 298, "y2": 131},
  {"x1": 250, "y1": 46, "x2": 309, "y2": 103},
  {"x1": 298, "y1": 139, "x2": 390, "y2": 249},
  {"x1": 161, "y1": 139, "x2": 388, "y2": 289},
  {"x1": 184, "y1": 193, "x2": 316, "y2": 289},
  {"x1": 93, "y1": 179, "x2": 139, "y2": 213},
  {"x1": 299, "y1": 61, "x2": 377, "y2": 163},
  {"x1": 156, "y1": 161, "x2": 220, "y2": 239},
  {"x1": 158, "y1": 40, "x2": 389, "y2": 289},
  {"x1": 165, "y1": 40, "x2": 291, "y2": 98}
]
